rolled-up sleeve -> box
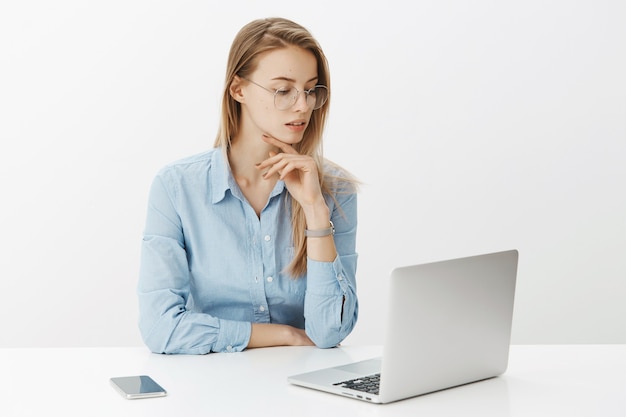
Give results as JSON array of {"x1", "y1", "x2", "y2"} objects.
[
  {"x1": 304, "y1": 192, "x2": 358, "y2": 348},
  {"x1": 138, "y1": 174, "x2": 251, "y2": 354}
]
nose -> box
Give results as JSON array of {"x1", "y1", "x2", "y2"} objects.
[{"x1": 292, "y1": 90, "x2": 311, "y2": 112}]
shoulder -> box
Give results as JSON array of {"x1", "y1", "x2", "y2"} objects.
[
  {"x1": 155, "y1": 148, "x2": 220, "y2": 182},
  {"x1": 149, "y1": 148, "x2": 226, "y2": 200},
  {"x1": 158, "y1": 148, "x2": 217, "y2": 174}
]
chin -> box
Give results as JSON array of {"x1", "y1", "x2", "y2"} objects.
[{"x1": 276, "y1": 134, "x2": 305, "y2": 145}]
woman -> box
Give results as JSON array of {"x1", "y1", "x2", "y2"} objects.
[{"x1": 138, "y1": 17, "x2": 358, "y2": 354}]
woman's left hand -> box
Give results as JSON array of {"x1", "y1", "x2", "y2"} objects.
[{"x1": 256, "y1": 134, "x2": 324, "y2": 208}]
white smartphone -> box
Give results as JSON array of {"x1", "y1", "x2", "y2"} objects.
[{"x1": 110, "y1": 375, "x2": 167, "y2": 399}]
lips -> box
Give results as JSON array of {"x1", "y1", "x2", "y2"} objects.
[{"x1": 286, "y1": 119, "x2": 307, "y2": 127}]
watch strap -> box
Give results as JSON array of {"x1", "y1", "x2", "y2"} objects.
[{"x1": 305, "y1": 221, "x2": 335, "y2": 238}]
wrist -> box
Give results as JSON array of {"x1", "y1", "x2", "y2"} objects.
[
  {"x1": 302, "y1": 201, "x2": 330, "y2": 230},
  {"x1": 279, "y1": 324, "x2": 300, "y2": 346},
  {"x1": 285, "y1": 325, "x2": 298, "y2": 345},
  {"x1": 305, "y1": 220, "x2": 334, "y2": 238}
]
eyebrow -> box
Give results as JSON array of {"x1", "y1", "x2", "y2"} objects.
[{"x1": 270, "y1": 76, "x2": 319, "y2": 83}]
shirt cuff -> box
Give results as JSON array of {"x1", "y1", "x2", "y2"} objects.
[
  {"x1": 306, "y1": 256, "x2": 349, "y2": 296},
  {"x1": 213, "y1": 319, "x2": 251, "y2": 353}
]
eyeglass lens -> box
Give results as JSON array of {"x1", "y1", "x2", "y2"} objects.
[{"x1": 274, "y1": 86, "x2": 328, "y2": 110}]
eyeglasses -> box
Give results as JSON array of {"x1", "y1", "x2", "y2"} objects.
[{"x1": 241, "y1": 77, "x2": 328, "y2": 111}]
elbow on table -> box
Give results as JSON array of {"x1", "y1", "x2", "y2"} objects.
[
  {"x1": 139, "y1": 317, "x2": 216, "y2": 355},
  {"x1": 139, "y1": 314, "x2": 182, "y2": 354},
  {"x1": 139, "y1": 324, "x2": 170, "y2": 354},
  {"x1": 314, "y1": 339, "x2": 341, "y2": 349},
  {"x1": 307, "y1": 327, "x2": 345, "y2": 349},
  {"x1": 305, "y1": 311, "x2": 357, "y2": 349},
  {"x1": 141, "y1": 329, "x2": 195, "y2": 354}
]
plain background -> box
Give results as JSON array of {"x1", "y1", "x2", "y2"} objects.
[{"x1": 1, "y1": 0, "x2": 624, "y2": 348}]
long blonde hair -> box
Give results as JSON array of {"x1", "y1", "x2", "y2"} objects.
[{"x1": 214, "y1": 17, "x2": 354, "y2": 277}]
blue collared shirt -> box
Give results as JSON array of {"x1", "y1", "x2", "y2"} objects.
[{"x1": 138, "y1": 148, "x2": 358, "y2": 354}]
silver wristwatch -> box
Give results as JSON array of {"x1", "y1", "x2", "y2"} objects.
[{"x1": 305, "y1": 221, "x2": 335, "y2": 238}]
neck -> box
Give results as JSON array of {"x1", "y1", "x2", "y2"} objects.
[{"x1": 228, "y1": 134, "x2": 278, "y2": 185}]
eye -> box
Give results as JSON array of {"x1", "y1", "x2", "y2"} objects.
[{"x1": 274, "y1": 87, "x2": 294, "y2": 96}]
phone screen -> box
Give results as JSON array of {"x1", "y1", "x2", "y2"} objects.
[{"x1": 110, "y1": 375, "x2": 167, "y2": 399}]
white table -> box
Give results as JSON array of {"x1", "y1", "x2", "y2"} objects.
[{"x1": 2, "y1": 345, "x2": 625, "y2": 416}]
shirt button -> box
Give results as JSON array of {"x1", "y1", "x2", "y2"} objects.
[
  {"x1": 264, "y1": 235, "x2": 271, "y2": 242},
  {"x1": 266, "y1": 276, "x2": 273, "y2": 283},
  {"x1": 338, "y1": 274, "x2": 344, "y2": 281},
  {"x1": 259, "y1": 306, "x2": 266, "y2": 312},
  {"x1": 226, "y1": 345, "x2": 233, "y2": 352}
]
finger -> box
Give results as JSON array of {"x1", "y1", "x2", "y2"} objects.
[
  {"x1": 263, "y1": 158, "x2": 305, "y2": 181},
  {"x1": 255, "y1": 151, "x2": 282, "y2": 171},
  {"x1": 276, "y1": 161, "x2": 299, "y2": 180},
  {"x1": 257, "y1": 151, "x2": 304, "y2": 171},
  {"x1": 262, "y1": 158, "x2": 292, "y2": 179}
]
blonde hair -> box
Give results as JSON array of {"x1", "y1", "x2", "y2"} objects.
[{"x1": 214, "y1": 17, "x2": 355, "y2": 277}]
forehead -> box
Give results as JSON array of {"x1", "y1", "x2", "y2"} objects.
[{"x1": 253, "y1": 45, "x2": 318, "y2": 82}]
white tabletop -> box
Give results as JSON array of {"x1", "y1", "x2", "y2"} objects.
[{"x1": 2, "y1": 344, "x2": 625, "y2": 416}]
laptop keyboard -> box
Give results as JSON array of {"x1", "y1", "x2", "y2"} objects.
[{"x1": 333, "y1": 373, "x2": 380, "y2": 395}]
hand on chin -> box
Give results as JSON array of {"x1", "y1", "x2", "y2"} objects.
[{"x1": 262, "y1": 133, "x2": 301, "y2": 148}]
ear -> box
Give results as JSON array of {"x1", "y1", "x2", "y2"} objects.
[{"x1": 229, "y1": 75, "x2": 245, "y2": 103}]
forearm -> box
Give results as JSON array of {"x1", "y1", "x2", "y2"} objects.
[
  {"x1": 247, "y1": 323, "x2": 313, "y2": 348},
  {"x1": 138, "y1": 301, "x2": 252, "y2": 354},
  {"x1": 139, "y1": 233, "x2": 252, "y2": 354},
  {"x1": 301, "y1": 191, "x2": 358, "y2": 347},
  {"x1": 304, "y1": 256, "x2": 358, "y2": 348},
  {"x1": 302, "y1": 200, "x2": 336, "y2": 262}
]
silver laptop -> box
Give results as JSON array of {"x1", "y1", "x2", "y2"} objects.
[{"x1": 288, "y1": 249, "x2": 518, "y2": 404}]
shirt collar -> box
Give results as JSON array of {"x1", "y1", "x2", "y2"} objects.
[{"x1": 210, "y1": 148, "x2": 230, "y2": 204}]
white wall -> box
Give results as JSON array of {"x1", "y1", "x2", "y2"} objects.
[{"x1": 1, "y1": 0, "x2": 624, "y2": 348}]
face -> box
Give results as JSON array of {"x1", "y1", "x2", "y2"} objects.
[{"x1": 234, "y1": 45, "x2": 319, "y2": 145}]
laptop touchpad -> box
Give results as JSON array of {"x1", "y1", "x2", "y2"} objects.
[{"x1": 334, "y1": 358, "x2": 382, "y2": 375}]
